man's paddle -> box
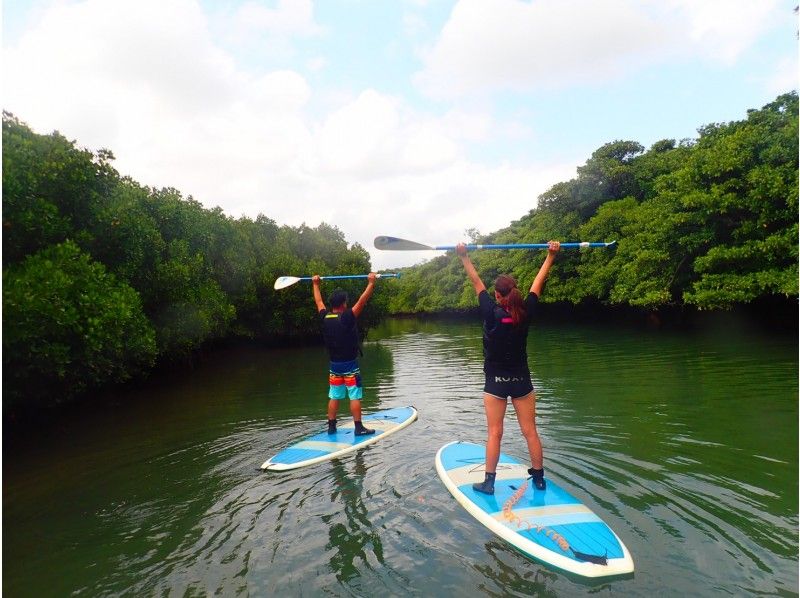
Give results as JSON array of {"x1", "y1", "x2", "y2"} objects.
[
  {"x1": 274, "y1": 273, "x2": 401, "y2": 290},
  {"x1": 374, "y1": 236, "x2": 616, "y2": 251}
]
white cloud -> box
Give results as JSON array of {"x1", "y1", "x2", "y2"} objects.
[
  {"x1": 441, "y1": 108, "x2": 493, "y2": 141},
  {"x1": 415, "y1": 0, "x2": 783, "y2": 98},
  {"x1": 3, "y1": 0, "x2": 577, "y2": 270},
  {"x1": 250, "y1": 70, "x2": 312, "y2": 111},
  {"x1": 202, "y1": 0, "x2": 323, "y2": 69},
  {"x1": 667, "y1": 0, "x2": 783, "y2": 65},
  {"x1": 311, "y1": 159, "x2": 578, "y2": 270},
  {"x1": 312, "y1": 89, "x2": 460, "y2": 177},
  {"x1": 415, "y1": 0, "x2": 668, "y2": 98},
  {"x1": 230, "y1": 0, "x2": 322, "y2": 38},
  {"x1": 4, "y1": 0, "x2": 238, "y2": 143}
]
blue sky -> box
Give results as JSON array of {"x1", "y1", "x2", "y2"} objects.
[{"x1": 3, "y1": 0, "x2": 797, "y2": 269}]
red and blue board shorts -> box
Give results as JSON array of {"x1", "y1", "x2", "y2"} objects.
[{"x1": 328, "y1": 359, "x2": 363, "y2": 400}]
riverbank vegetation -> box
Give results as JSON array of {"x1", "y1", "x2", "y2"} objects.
[
  {"x1": 3, "y1": 93, "x2": 797, "y2": 411},
  {"x1": 3, "y1": 112, "x2": 376, "y2": 411},
  {"x1": 382, "y1": 93, "x2": 798, "y2": 316}
]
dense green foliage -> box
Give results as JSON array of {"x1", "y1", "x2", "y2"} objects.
[
  {"x1": 2, "y1": 113, "x2": 374, "y2": 409},
  {"x1": 3, "y1": 241, "x2": 157, "y2": 410},
  {"x1": 384, "y1": 94, "x2": 798, "y2": 314}
]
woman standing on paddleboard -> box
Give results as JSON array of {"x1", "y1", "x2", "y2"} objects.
[{"x1": 456, "y1": 241, "x2": 560, "y2": 495}]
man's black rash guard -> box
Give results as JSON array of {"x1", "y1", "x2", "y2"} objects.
[{"x1": 320, "y1": 308, "x2": 359, "y2": 362}]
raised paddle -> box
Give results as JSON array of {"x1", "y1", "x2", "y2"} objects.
[
  {"x1": 373, "y1": 236, "x2": 617, "y2": 251},
  {"x1": 274, "y1": 273, "x2": 401, "y2": 290}
]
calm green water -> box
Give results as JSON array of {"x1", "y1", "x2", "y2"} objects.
[{"x1": 3, "y1": 316, "x2": 798, "y2": 597}]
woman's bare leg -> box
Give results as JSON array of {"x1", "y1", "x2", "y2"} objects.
[
  {"x1": 511, "y1": 392, "x2": 543, "y2": 469},
  {"x1": 483, "y1": 393, "x2": 508, "y2": 472}
]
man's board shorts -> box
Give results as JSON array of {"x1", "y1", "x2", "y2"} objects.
[
  {"x1": 328, "y1": 359, "x2": 363, "y2": 400},
  {"x1": 484, "y1": 368, "x2": 534, "y2": 400}
]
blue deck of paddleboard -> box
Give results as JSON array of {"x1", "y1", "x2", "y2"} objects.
[
  {"x1": 270, "y1": 406, "x2": 415, "y2": 465},
  {"x1": 439, "y1": 441, "x2": 624, "y2": 563}
]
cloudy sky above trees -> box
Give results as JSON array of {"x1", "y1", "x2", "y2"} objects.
[{"x1": 3, "y1": 0, "x2": 797, "y2": 268}]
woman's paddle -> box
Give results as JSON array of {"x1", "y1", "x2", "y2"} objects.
[
  {"x1": 274, "y1": 273, "x2": 401, "y2": 290},
  {"x1": 374, "y1": 236, "x2": 616, "y2": 251}
]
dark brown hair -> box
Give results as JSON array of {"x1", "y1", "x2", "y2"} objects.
[
  {"x1": 495, "y1": 274, "x2": 526, "y2": 325},
  {"x1": 328, "y1": 289, "x2": 349, "y2": 309}
]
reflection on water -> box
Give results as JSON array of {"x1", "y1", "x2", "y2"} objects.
[
  {"x1": 326, "y1": 453, "x2": 381, "y2": 585},
  {"x1": 3, "y1": 316, "x2": 797, "y2": 596}
]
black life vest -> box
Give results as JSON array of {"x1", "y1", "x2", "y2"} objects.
[
  {"x1": 321, "y1": 309, "x2": 359, "y2": 362},
  {"x1": 479, "y1": 290, "x2": 538, "y2": 370},
  {"x1": 483, "y1": 306, "x2": 530, "y2": 369}
]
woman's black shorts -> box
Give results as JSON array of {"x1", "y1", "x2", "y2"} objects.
[{"x1": 483, "y1": 368, "x2": 534, "y2": 400}]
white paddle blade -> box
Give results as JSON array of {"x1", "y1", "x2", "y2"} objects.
[
  {"x1": 274, "y1": 276, "x2": 301, "y2": 290},
  {"x1": 373, "y1": 236, "x2": 434, "y2": 251}
]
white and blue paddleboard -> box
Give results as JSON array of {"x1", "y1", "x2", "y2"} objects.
[
  {"x1": 261, "y1": 406, "x2": 418, "y2": 471},
  {"x1": 435, "y1": 441, "x2": 634, "y2": 578}
]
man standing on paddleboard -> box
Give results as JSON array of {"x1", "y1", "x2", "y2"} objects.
[
  {"x1": 456, "y1": 241, "x2": 561, "y2": 495},
  {"x1": 312, "y1": 273, "x2": 377, "y2": 436}
]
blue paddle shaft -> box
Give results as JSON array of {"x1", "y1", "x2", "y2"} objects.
[
  {"x1": 373, "y1": 236, "x2": 616, "y2": 251},
  {"x1": 435, "y1": 242, "x2": 615, "y2": 250},
  {"x1": 298, "y1": 273, "x2": 399, "y2": 281}
]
